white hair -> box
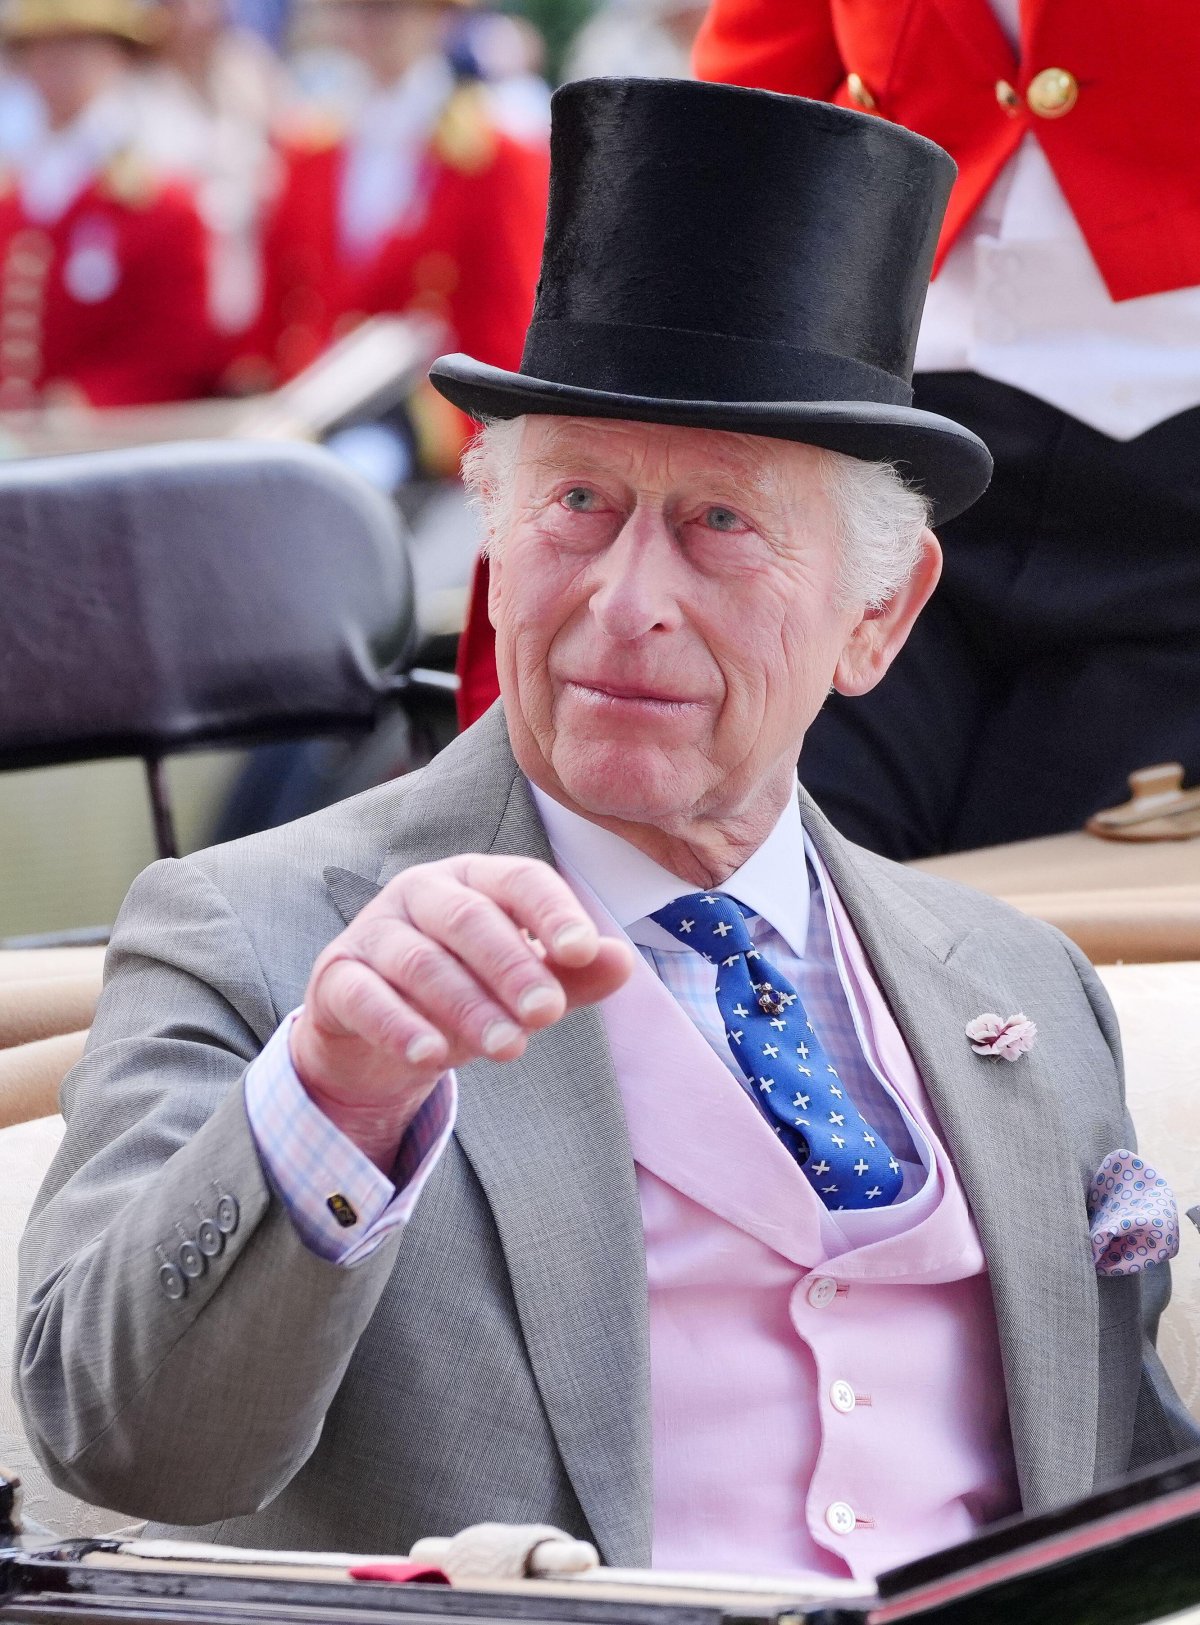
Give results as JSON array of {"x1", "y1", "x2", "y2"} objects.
[
  {"x1": 820, "y1": 444, "x2": 932, "y2": 609},
  {"x1": 460, "y1": 415, "x2": 524, "y2": 557},
  {"x1": 461, "y1": 415, "x2": 930, "y2": 610}
]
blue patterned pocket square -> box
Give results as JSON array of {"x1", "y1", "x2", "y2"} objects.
[{"x1": 1088, "y1": 1150, "x2": 1179, "y2": 1277}]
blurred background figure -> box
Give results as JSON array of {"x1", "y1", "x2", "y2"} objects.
[
  {"x1": 241, "y1": 0, "x2": 548, "y2": 483},
  {"x1": 694, "y1": 0, "x2": 1200, "y2": 861},
  {"x1": 282, "y1": 0, "x2": 371, "y2": 123},
  {"x1": 562, "y1": 0, "x2": 705, "y2": 81},
  {"x1": 209, "y1": 0, "x2": 549, "y2": 840},
  {"x1": 451, "y1": 7, "x2": 548, "y2": 142},
  {"x1": 0, "y1": 0, "x2": 218, "y2": 405},
  {"x1": 131, "y1": 0, "x2": 286, "y2": 343},
  {"x1": 0, "y1": 0, "x2": 564, "y2": 925}
]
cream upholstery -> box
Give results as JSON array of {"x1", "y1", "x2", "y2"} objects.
[
  {"x1": 913, "y1": 832, "x2": 1200, "y2": 964},
  {"x1": 1098, "y1": 962, "x2": 1200, "y2": 1409},
  {"x1": 0, "y1": 962, "x2": 1196, "y2": 1538},
  {"x1": 0, "y1": 948, "x2": 103, "y2": 1129}
]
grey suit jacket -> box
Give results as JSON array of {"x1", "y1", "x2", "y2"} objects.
[{"x1": 14, "y1": 705, "x2": 1198, "y2": 1559}]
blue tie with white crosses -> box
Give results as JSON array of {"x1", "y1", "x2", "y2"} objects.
[{"x1": 651, "y1": 891, "x2": 904, "y2": 1209}]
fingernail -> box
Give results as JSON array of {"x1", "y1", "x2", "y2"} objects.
[
  {"x1": 483, "y1": 1019, "x2": 521, "y2": 1055},
  {"x1": 518, "y1": 984, "x2": 561, "y2": 1021},
  {"x1": 406, "y1": 1034, "x2": 443, "y2": 1065},
  {"x1": 552, "y1": 922, "x2": 594, "y2": 955}
]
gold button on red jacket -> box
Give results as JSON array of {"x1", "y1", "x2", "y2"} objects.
[{"x1": 692, "y1": 0, "x2": 1200, "y2": 304}]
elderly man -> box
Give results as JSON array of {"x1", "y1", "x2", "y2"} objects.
[{"x1": 16, "y1": 78, "x2": 1195, "y2": 1583}]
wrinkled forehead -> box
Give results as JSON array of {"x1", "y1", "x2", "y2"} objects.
[{"x1": 517, "y1": 414, "x2": 826, "y2": 502}]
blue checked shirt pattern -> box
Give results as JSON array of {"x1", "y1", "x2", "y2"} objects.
[
  {"x1": 650, "y1": 891, "x2": 904, "y2": 1207},
  {"x1": 244, "y1": 1010, "x2": 455, "y2": 1265}
]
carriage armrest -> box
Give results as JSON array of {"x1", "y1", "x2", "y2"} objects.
[{"x1": 912, "y1": 829, "x2": 1200, "y2": 964}]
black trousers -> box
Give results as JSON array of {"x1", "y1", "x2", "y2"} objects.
[{"x1": 799, "y1": 372, "x2": 1200, "y2": 860}]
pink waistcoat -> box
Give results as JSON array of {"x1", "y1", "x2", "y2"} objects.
[{"x1": 574, "y1": 861, "x2": 1020, "y2": 1582}]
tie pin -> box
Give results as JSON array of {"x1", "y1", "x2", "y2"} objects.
[{"x1": 756, "y1": 984, "x2": 786, "y2": 1016}]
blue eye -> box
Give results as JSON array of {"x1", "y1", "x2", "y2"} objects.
[
  {"x1": 704, "y1": 506, "x2": 741, "y2": 532},
  {"x1": 563, "y1": 487, "x2": 598, "y2": 512}
]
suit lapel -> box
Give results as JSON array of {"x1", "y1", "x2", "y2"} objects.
[
  {"x1": 800, "y1": 791, "x2": 1100, "y2": 1512},
  {"x1": 327, "y1": 708, "x2": 654, "y2": 1565}
]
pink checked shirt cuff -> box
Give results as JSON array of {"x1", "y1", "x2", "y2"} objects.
[
  {"x1": 244, "y1": 1009, "x2": 456, "y2": 1266},
  {"x1": 1087, "y1": 1149, "x2": 1180, "y2": 1277}
]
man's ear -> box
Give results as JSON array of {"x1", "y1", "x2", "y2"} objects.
[
  {"x1": 485, "y1": 545, "x2": 503, "y2": 627},
  {"x1": 832, "y1": 529, "x2": 942, "y2": 697}
]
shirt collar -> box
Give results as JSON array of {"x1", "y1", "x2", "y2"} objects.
[
  {"x1": 528, "y1": 781, "x2": 811, "y2": 958},
  {"x1": 19, "y1": 85, "x2": 134, "y2": 222}
]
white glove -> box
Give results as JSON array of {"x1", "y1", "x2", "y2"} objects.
[{"x1": 410, "y1": 1522, "x2": 600, "y2": 1582}]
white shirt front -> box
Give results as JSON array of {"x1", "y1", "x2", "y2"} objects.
[
  {"x1": 914, "y1": 0, "x2": 1200, "y2": 439},
  {"x1": 338, "y1": 54, "x2": 453, "y2": 263},
  {"x1": 530, "y1": 780, "x2": 810, "y2": 955},
  {"x1": 17, "y1": 85, "x2": 135, "y2": 224}
]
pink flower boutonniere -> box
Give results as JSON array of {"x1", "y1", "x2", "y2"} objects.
[{"x1": 965, "y1": 1011, "x2": 1037, "y2": 1061}]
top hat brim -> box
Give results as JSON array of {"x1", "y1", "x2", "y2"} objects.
[{"x1": 430, "y1": 354, "x2": 992, "y2": 528}]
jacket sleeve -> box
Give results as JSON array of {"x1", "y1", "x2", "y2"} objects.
[
  {"x1": 14, "y1": 858, "x2": 404, "y2": 1527},
  {"x1": 692, "y1": 0, "x2": 845, "y2": 100}
]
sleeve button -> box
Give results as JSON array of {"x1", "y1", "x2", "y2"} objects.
[
  {"x1": 159, "y1": 1262, "x2": 187, "y2": 1301},
  {"x1": 178, "y1": 1239, "x2": 205, "y2": 1280},
  {"x1": 215, "y1": 1193, "x2": 240, "y2": 1235}
]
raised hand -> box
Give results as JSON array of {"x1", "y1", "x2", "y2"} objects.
[{"x1": 290, "y1": 854, "x2": 634, "y2": 1166}]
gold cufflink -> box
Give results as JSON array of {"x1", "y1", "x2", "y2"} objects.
[{"x1": 326, "y1": 1193, "x2": 358, "y2": 1228}]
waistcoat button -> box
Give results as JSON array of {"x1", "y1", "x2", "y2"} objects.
[
  {"x1": 807, "y1": 1276, "x2": 838, "y2": 1308},
  {"x1": 830, "y1": 1380, "x2": 856, "y2": 1414},
  {"x1": 826, "y1": 1501, "x2": 857, "y2": 1536}
]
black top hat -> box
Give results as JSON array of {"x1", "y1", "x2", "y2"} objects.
[{"x1": 430, "y1": 78, "x2": 992, "y2": 526}]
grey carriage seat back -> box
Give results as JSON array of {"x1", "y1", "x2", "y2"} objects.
[{"x1": 0, "y1": 439, "x2": 414, "y2": 772}]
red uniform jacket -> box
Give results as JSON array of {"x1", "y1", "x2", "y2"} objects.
[
  {"x1": 251, "y1": 87, "x2": 547, "y2": 728},
  {"x1": 251, "y1": 87, "x2": 548, "y2": 383},
  {"x1": 692, "y1": 0, "x2": 1200, "y2": 302},
  {"x1": 0, "y1": 156, "x2": 216, "y2": 408}
]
